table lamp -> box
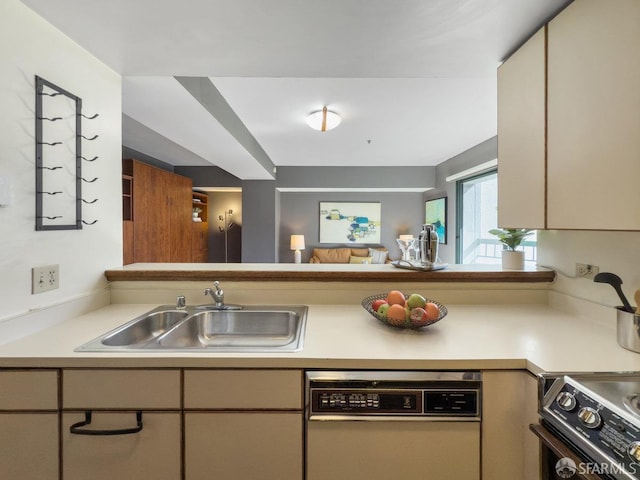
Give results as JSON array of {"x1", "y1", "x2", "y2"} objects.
[{"x1": 290, "y1": 235, "x2": 305, "y2": 263}]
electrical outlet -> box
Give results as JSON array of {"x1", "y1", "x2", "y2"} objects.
[
  {"x1": 575, "y1": 263, "x2": 599, "y2": 279},
  {"x1": 32, "y1": 264, "x2": 59, "y2": 294}
]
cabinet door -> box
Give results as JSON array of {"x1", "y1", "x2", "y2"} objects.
[
  {"x1": 62, "y1": 411, "x2": 181, "y2": 480},
  {"x1": 482, "y1": 370, "x2": 540, "y2": 480},
  {"x1": 0, "y1": 413, "x2": 58, "y2": 480},
  {"x1": 185, "y1": 412, "x2": 303, "y2": 480},
  {"x1": 497, "y1": 27, "x2": 547, "y2": 229},
  {"x1": 0, "y1": 370, "x2": 59, "y2": 480},
  {"x1": 131, "y1": 160, "x2": 170, "y2": 262},
  {"x1": 191, "y1": 222, "x2": 208, "y2": 263},
  {"x1": 168, "y1": 172, "x2": 193, "y2": 262},
  {"x1": 547, "y1": 0, "x2": 640, "y2": 230}
]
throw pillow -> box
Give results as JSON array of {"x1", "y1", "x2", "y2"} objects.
[
  {"x1": 368, "y1": 248, "x2": 388, "y2": 264},
  {"x1": 349, "y1": 255, "x2": 373, "y2": 264}
]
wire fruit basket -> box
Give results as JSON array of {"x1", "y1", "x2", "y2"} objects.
[{"x1": 361, "y1": 293, "x2": 448, "y2": 329}]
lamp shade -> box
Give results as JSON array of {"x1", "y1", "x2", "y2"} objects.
[
  {"x1": 290, "y1": 235, "x2": 305, "y2": 251},
  {"x1": 306, "y1": 107, "x2": 341, "y2": 132},
  {"x1": 398, "y1": 234, "x2": 414, "y2": 241}
]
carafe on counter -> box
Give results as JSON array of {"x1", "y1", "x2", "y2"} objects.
[{"x1": 419, "y1": 224, "x2": 439, "y2": 265}]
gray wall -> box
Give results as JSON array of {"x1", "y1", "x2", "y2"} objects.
[
  {"x1": 207, "y1": 191, "x2": 242, "y2": 263},
  {"x1": 241, "y1": 180, "x2": 278, "y2": 262},
  {"x1": 431, "y1": 136, "x2": 498, "y2": 264},
  {"x1": 141, "y1": 147, "x2": 500, "y2": 264},
  {"x1": 278, "y1": 192, "x2": 425, "y2": 263}
]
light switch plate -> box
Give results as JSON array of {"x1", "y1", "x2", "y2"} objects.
[{"x1": 32, "y1": 265, "x2": 59, "y2": 294}]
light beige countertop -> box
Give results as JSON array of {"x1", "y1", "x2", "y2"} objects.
[{"x1": 1, "y1": 301, "x2": 639, "y2": 374}]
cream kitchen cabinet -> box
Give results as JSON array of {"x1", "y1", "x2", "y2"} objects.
[
  {"x1": 497, "y1": 27, "x2": 547, "y2": 229},
  {"x1": 0, "y1": 369, "x2": 59, "y2": 480},
  {"x1": 183, "y1": 369, "x2": 304, "y2": 480},
  {"x1": 482, "y1": 370, "x2": 540, "y2": 480},
  {"x1": 498, "y1": 0, "x2": 640, "y2": 231},
  {"x1": 61, "y1": 369, "x2": 182, "y2": 480},
  {"x1": 546, "y1": 0, "x2": 640, "y2": 230}
]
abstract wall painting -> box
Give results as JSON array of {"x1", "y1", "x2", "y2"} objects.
[{"x1": 319, "y1": 202, "x2": 381, "y2": 243}]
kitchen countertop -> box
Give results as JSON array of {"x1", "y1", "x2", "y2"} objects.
[{"x1": 1, "y1": 301, "x2": 639, "y2": 374}]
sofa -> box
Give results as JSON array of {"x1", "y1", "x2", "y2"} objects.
[{"x1": 309, "y1": 246, "x2": 391, "y2": 264}]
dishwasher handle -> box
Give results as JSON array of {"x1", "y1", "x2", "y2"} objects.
[{"x1": 69, "y1": 411, "x2": 144, "y2": 436}]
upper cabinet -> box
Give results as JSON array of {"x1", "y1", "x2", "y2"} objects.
[
  {"x1": 497, "y1": 28, "x2": 547, "y2": 229},
  {"x1": 547, "y1": 0, "x2": 640, "y2": 230},
  {"x1": 498, "y1": 0, "x2": 640, "y2": 231}
]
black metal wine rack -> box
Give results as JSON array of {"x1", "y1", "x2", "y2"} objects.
[{"x1": 35, "y1": 75, "x2": 99, "y2": 230}]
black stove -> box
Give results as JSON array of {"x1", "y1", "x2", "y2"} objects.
[{"x1": 541, "y1": 373, "x2": 640, "y2": 479}]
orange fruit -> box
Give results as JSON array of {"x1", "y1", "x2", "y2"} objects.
[
  {"x1": 386, "y1": 290, "x2": 406, "y2": 306},
  {"x1": 424, "y1": 302, "x2": 440, "y2": 320},
  {"x1": 386, "y1": 304, "x2": 408, "y2": 326}
]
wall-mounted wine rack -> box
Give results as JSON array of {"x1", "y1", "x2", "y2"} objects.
[{"x1": 35, "y1": 75, "x2": 99, "y2": 230}]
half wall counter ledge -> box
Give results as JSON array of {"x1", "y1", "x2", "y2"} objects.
[{"x1": 104, "y1": 263, "x2": 556, "y2": 283}]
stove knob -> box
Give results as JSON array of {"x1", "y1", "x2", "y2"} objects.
[
  {"x1": 628, "y1": 442, "x2": 640, "y2": 462},
  {"x1": 577, "y1": 407, "x2": 601, "y2": 429},
  {"x1": 556, "y1": 391, "x2": 577, "y2": 411}
]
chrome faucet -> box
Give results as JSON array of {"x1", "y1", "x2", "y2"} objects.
[
  {"x1": 204, "y1": 281, "x2": 225, "y2": 307},
  {"x1": 203, "y1": 281, "x2": 242, "y2": 310}
]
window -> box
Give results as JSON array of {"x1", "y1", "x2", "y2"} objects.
[{"x1": 455, "y1": 170, "x2": 536, "y2": 265}]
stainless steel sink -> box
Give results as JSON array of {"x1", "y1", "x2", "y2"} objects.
[
  {"x1": 101, "y1": 310, "x2": 189, "y2": 346},
  {"x1": 75, "y1": 305, "x2": 307, "y2": 353}
]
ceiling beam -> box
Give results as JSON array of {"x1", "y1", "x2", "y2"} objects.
[{"x1": 174, "y1": 76, "x2": 276, "y2": 179}]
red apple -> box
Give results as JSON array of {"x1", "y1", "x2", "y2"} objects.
[{"x1": 371, "y1": 299, "x2": 388, "y2": 312}]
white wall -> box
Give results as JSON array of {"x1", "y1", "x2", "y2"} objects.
[
  {"x1": 538, "y1": 230, "x2": 640, "y2": 310},
  {"x1": 0, "y1": 1, "x2": 122, "y2": 324}
]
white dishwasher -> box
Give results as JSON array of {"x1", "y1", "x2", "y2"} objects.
[{"x1": 306, "y1": 371, "x2": 481, "y2": 480}]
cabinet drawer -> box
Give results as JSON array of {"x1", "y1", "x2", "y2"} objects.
[
  {"x1": 63, "y1": 369, "x2": 180, "y2": 409},
  {"x1": 62, "y1": 411, "x2": 181, "y2": 480},
  {"x1": 0, "y1": 370, "x2": 58, "y2": 410},
  {"x1": 184, "y1": 369, "x2": 303, "y2": 409}
]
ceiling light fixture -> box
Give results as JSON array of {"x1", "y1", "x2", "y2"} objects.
[{"x1": 306, "y1": 106, "x2": 341, "y2": 132}]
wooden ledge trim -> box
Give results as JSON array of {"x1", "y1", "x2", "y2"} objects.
[{"x1": 105, "y1": 269, "x2": 555, "y2": 283}]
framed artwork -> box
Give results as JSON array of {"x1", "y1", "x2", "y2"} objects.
[
  {"x1": 319, "y1": 202, "x2": 381, "y2": 243},
  {"x1": 425, "y1": 197, "x2": 447, "y2": 244}
]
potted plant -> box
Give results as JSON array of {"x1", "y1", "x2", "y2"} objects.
[{"x1": 488, "y1": 228, "x2": 534, "y2": 270}]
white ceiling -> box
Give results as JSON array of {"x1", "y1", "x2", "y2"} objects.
[{"x1": 20, "y1": 0, "x2": 571, "y2": 180}]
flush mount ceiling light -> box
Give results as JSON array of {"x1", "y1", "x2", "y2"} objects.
[{"x1": 306, "y1": 106, "x2": 341, "y2": 132}]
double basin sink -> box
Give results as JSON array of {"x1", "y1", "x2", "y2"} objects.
[{"x1": 75, "y1": 304, "x2": 308, "y2": 353}]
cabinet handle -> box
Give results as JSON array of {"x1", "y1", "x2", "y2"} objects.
[{"x1": 69, "y1": 411, "x2": 144, "y2": 436}]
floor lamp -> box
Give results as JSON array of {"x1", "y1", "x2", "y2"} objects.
[{"x1": 218, "y1": 209, "x2": 234, "y2": 263}]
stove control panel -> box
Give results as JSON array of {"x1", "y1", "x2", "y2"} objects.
[{"x1": 544, "y1": 383, "x2": 640, "y2": 471}]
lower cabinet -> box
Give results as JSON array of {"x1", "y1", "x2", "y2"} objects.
[
  {"x1": 185, "y1": 412, "x2": 303, "y2": 480},
  {"x1": 0, "y1": 369, "x2": 59, "y2": 480},
  {"x1": 0, "y1": 366, "x2": 543, "y2": 479},
  {"x1": 0, "y1": 413, "x2": 58, "y2": 480},
  {"x1": 183, "y1": 369, "x2": 304, "y2": 480},
  {"x1": 482, "y1": 370, "x2": 540, "y2": 480},
  {"x1": 62, "y1": 411, "x2": 181, "y2": 480},
  {"x1": 61, "y1": 369, "x2": 182, "y2": 480}
]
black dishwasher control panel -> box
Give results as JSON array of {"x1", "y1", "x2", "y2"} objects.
[
  {"x1": 306, "y1": 371, "x2": 482, "y2": 420},
  {"x1": 309, "y1": 388, "x2": 479, "y2": 417}
]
